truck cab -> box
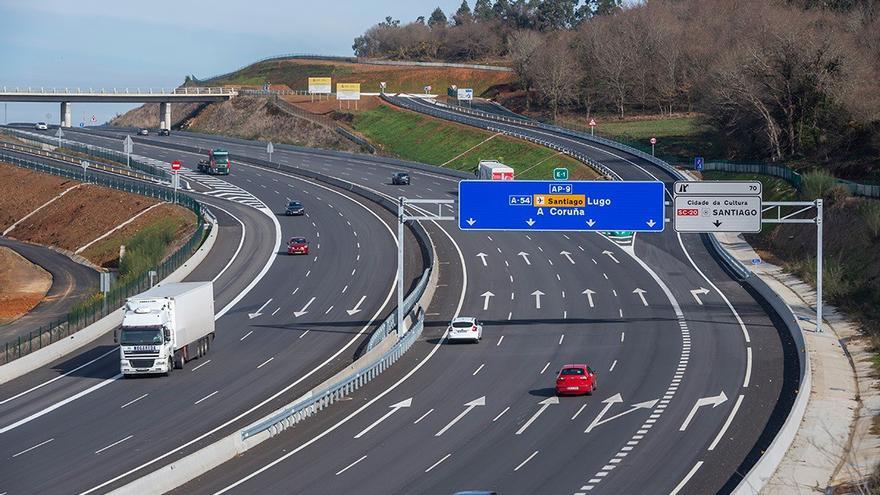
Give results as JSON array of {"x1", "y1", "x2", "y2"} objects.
[{"x1": 197, "y1": 149, "x2": 231, "y2": 175}]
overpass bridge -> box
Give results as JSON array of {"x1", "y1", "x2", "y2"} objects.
[{"x1": 0, "y1": 86, "x2": 237, "y2": 129}]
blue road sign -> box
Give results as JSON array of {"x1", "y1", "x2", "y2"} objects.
[
  {"x1": 458, "y1": 180, "x2": 665, "y2": 232},
  {"x1": 79, "y1": 122, "x2": 85, "y2": 127},
  {"x1": 694, "y1": 156, "x2": 704, "y2": 171}
]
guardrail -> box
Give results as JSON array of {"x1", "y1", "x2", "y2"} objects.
[
  {"x1": 703, "y1": 161, "x2": 880, "y2": 199},
  {"x1": 0, "y1": 86, "x2": 235, "y2": 96},
  {"x1": 0, "y1": 141, "x2": 163, "y2": 183},
  {"x1": 0, "y1": 151, "x2": 206, "y2": 365}
]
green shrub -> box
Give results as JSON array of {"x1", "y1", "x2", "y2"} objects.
[
  {"x1": 117, "y1": 220, "x2": 177, "y2": 284},
  {"x1": 860, "y1": 200, "x2": 880, "y2": 239},
  {"x1": 799, "y1": 169, "x2": 837, "y2": 200}
]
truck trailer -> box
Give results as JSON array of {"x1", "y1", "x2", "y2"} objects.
[
  {"x1": 117, "y1": 281, "x2": 215, "y2": 377},
  {"x1": 478, "y1": 160, "x2": 514, "y2": 180},
  {"x1": 196, "y1": 149, "x2": 231, "y2": 175}
]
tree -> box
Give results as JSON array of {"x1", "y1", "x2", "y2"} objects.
[
  {"x1": 532, "y1": 34, "x2": 580, "y2": 120},
  {"x1": 535, "y1": 0, "x2": 579, "y2": 30},
  {"x1": 428, "y1": 7, "x2": 448, "y2": 28},
  {"x1": 493, "y1": 0, "x2": 512, "y2": 22},
  {"x1": 454, "y1": 0, "x2": 473, "y2": 25},
  {"x1": 474, "y1": 0, "x2": 495, "y2": 21},
  {"x1": 508, "y1": 30, "x2": 544, "y2": 110}
]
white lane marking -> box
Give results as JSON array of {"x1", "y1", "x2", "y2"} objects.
[
  {"x1": 413, "y1": 409, "x2": 434, "y2": 424},
  {"x1": 257, "y1": 358, "x2": 274, "y2": 369},
  {"x1": 603, "y1": 273, "x2": 609, "y2": 280},
  {"x1": 612, "y1": 289, "x2": 618, "y2": 297},
  {"x1": 0, "y1": 347, "x2": 117, "y2": 405},
  {"x1": 12, "y1": 438, "x2": 54, "y2": 458},
  {"x1": 194, "y1": 391, "x2": 219, "y2": 405},
  {"x1": 299, "y1": 330, "x2": 310, "y2": 339},
  {"x1": 619, "y1": 308, "x2": 624, "y2": 318},
  {"x1": 592, "y1": 258, "x2": 597, "y2": 264},
  {"x1": 514, "y1": 450, "x2": 539, "y2": 471},
  {"x1": 342, "y1": 285, "x2": 349, "y2": 294},
  {"x1": 744, "y1": 347, "x2": 752, "y2": 388},
  {"x1": 324, "y1": 306, "x2": 334, "y2": 315},
  {"x1": 191, "y1": 360, "x2": 212, "y2": 372},
  {"x1": 292, "y1": 287, "x2": 300, "y2": 295},
  {"x1": 620, "y1": 332, "x2": 625, "y2": 342},
  {"x1": 473, "y1": 364, "x2": 485, "y2": 376},
  {"x1": 708, "y1": 394, "x2": 744, "y2": 450},
  {"x1": 540, "y1": 362, "x2": 551, "y2": 374},
  {"x1": 121, "y1": 393, "x2": 149, "y2": 409},
  {"x1": 425, "y1": 454, "x2": 452, "y2": 473},
  {"x1": 335, "y1": 455, "x2": 368, "y2": 476},
  {"x1": 609, "y1": 360, "x2": 617, "y2": 372},
  {"x1": 94, "y1": 435, "x2": 133, "y2": 455},
  {"x1": 0, "y1": 373, "x2": 122, "y2": 434},
  {"x1": 564, "y1": 310, "x2": 567, "y2": 319},
  {"x1": 306, "y1": 270, "x2": 312, "y2": 277},
  {"x1": 559, "y1": 334, "x2": 565, "y2": 345},
  {"x1": 493, "y1": 406, "x2": 511, "y2": 422},
  {"x1": 507, "y1": 311, "x2": 512, "y2": 320},
  {"x1": 239, "y1": 331, "x2": 253, "y2": 341},
  {"x1": 271, "y1": 307, "x2": 281, "y2": 316},
  {"x1": 497, "y1": 336, "x2": 504, "y2": 346},
  {"x1": 572, "y1": 404, "x2": 588, "y2": 420},
  {"x1": 670, "y1": 461, "x2": 704, "y2": 495}
]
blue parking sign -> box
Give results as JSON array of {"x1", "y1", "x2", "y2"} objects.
[{"x1": 694, "y1": 156, "x2": 704, "y2": 171}]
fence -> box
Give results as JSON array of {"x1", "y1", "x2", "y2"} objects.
[
  {"x1": 0, "y1": 151, "x2": 207, "y2": 365},
  {"x1": 703, "y1": 161, "x2": 880, "y2": 199}
]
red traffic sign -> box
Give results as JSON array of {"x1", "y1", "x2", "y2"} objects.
[
  {"x1": 588, "y1": 119, "x2": 597, "y2": 127},
  {"x1": 650, "y1": 137, "x2": 657, "y2": 145},
  {"x1": 171, "y1": 160, "x2": 181, "y2": 171},
  {"x1": 91, "y1": 115, "x2": 97, "y2": 122}
]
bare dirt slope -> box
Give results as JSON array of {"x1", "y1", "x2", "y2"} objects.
[
  {"x1": 0, "y1": 165, "x2": 76, "y2": 231},
  {"x1": 110, "y1": 101, "x2": 205, "y2": 128},
  {"x1": 0, "y1": 246, "x2": 51, "y2": 324}
]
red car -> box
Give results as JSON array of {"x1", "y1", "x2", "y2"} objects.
[
  {"x1": 555, "y1": 364, "x2": 597, "y2": 396},
  {"x1": 287, "y1": 237, "x2": 309, "y2": 255}
]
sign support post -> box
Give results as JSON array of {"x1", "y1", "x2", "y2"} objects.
[
  {"x1": 123, "y1": 135, "x2": 133, "y2": 168},
  {"x1": 267, "y1": 141, "x2": 274, "y2": 163},
  {"x1": 650, "y1": 137, "x2": 657, "y2": 156}
]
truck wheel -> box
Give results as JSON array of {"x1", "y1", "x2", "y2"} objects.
[
  {"x1": 165, "y1": 357, "x2": 173, "y2": 376},
  {"x1": 173, "y1": 353, "x2": 184, "y2": 369}
]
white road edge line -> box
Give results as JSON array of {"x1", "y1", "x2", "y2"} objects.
[
  {"x1": 708, "y1": 395, "x2": 744, "y2": 451},
  {"x1": 670, "y1": 461, "x2": 704, "y2": 495},
  {"x1": 0, "y1": 347, "x2": 117, "y2": 405}
]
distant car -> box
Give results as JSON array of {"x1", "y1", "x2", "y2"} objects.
[
  {"x1": 34, "y1": 122, "x2": 48, "y2": 130},
  {"x1": 158, "y1": 128, "x2": 170, "y2": 136},
  {"x1": 391, "y1": 172, "x2": 410, "y2": 185},
  {"x1": 555, "y1": 364, "x2": 597, "y2": 396},
  {"x1": 287, "y1": 237, "x2": 309, "y2": 255},
  {"x1": 605, "y1": 231, "x2": 634, "y2": 237},
  {"x1": 447, "y1": 316, "x2": 482, "y2": 343},
  {"x1": 284, "y1": 201, "x2": 305, "y2": 216},
  {"x1": 138, "y1": 128, "x2": 149, "y2": 136}
]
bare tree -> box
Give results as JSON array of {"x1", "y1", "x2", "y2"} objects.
[
  {"x1": 532, "y1": 34, "x2": 580, "y2": 121},
  {"x1": 508, "y1": 30, "x2": 544, "y2": 110}
]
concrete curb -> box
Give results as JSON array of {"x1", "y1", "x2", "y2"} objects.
[{"x1": 0, "y1": 214, "x2": 218, "y2": 385}]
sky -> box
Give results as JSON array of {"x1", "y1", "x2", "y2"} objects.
[{"x1": 0, "y1": 0, "x2": 462, "y2": 125}]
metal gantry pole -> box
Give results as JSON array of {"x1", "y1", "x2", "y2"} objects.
[
  {"x1": 816, "y1": 199, "x2": 823, "y2": 332},
  {"x1": 397, "y1": 197, "x2": 405, "y2": 337}
]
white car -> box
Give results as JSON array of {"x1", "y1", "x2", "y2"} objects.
[
  {"x1": 35, "y1": 122, "x2": 48, "y2": 130},
  {"x1": 138, "y1": 128, "x2": 149, "y2": 136},
  {"x1": 447, "y1": 316, "x2": 482, "y2": 343}
]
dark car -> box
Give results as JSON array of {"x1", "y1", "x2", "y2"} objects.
[
  {"x1": 158, "y1": 128, "x2": 170, "y2": 136},
  {"x1": 284, "y1": 201, "x2": 305, "y2": 216},
  {"x1": 391, "y1": 172, "x2": 410, "y2": 185}
]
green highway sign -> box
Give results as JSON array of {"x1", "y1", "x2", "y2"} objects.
[{"x1": 553, "y1": 167, "x2": 569, "y2": 181}]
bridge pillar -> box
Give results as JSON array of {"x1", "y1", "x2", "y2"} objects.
[
  {"x1": 159, "y1": 102, "x2": 171, "y2": 130},
  {"x1": 60, "y1": 101, "x2": 71, "y2": 128}
]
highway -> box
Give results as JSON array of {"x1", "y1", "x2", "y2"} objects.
[
  {"x1": 2, "y1": 112, "x2": 798, "y2": 495},
  {"x1": 0, "y1": 135, "x2": 412, "y2": 494}
]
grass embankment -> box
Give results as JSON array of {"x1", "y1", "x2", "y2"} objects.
[
  {"x1": 353, "y1": 105, "x2": 596, "y2": 179},
  {"x1": 209, "y1": 58, "x2": 515, "y2": 96}
]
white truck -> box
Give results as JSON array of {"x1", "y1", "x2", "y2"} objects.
[
  {"x1": 117, "y1": 281, "x2": 215, "y2": 377},
  {"x1": 478, "y1": 160, "x2": 514, "y2": 180}
]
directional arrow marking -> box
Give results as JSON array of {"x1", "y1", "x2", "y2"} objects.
[
  {"x1": 713, "y1": 220, "x2": 722, "y2": 227},
  {"x1": 346, "y1": 295, "x2": 366, "y2": 316},
  {"x1": 435, "y1": 396, "x2": 485, "y2": 436},
  {"x1": 582, "y1": 289, "x2": 596, "y2": 308},
  {"x1": 690, "y1": 287, "x2": 710, "y2": 305},
  {"x1": 586, "y1": 219, "x2": 596, "y2": 227},
  {"x1": 679, "y1": 392, "x2": 728, "y2": 431},
  {"x1": 585, "y1": 394, "x2": 658, "y2": 433},
  {"x1": 466, "y1": 218, "x2": 476, "y2": 226},
  {"x1": 646, "y1": 219, "x2": 656, "y2": 228},
  {"x1": 602, "y1": 250, "x2": 620, "y2": 264},
  {"x1": 294, "y1": 296, "x2": 316, "y2": 317},
  {"x1": 526, "y1": 218, "x2": 536, "y2": 227},
  {"x1": 480, "y1": 291, "x2": 495, "y2": 311},
  {"x1": 354, "y1": 398, "x2": 412, "y2": 438},
  {"x1": 531, "y1": 290, "x2": 545, "y2": 309},
  {"x1": 518, "y1": 252, "x2": 532, "y2": 265},
  {"x1": 476, "y1": 252, "x2": 488, "y2": 266},
  {"x1": 516, "y1": 397, "x2": 558, "y2": 435},
  {"x1": 248, "y1": 299, "x2": 273, "y2": 319},
  {"x1": 560, "y1": 251, "x2": 575, "y2": 264},
  {"x1": 633, "y1": 288, "x2": 648, "y2": 306}
]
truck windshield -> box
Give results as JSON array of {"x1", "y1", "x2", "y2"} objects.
[{"x1": 120, "y1": 327, "x2": 163, "y2": 345}]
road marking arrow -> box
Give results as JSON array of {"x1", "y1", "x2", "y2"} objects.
[
  {"x1": 679, "y1": 391, "x2": 728, "y2": 431},
  {"x1": 602, "y1": 250, "x2": 620, "y2": 264},
  {"x1": 526, "y1": 218, "x2": 536, "y2": 227},
  {"x1": 516, "y1": 397, "x2": 559, "y2": 435},
  {"x1": 560, "y1": 251, "x2": 575, "y2": 264},
  {"x1": 586, "y1": 218, "x2": 596, "y2": 227},
  {"x1": 480, "y1": 291, "x2": 495, "y2": 311},
  {"x1": 633, "y1": 288, "x2": 648, "y2": 306},
  {"x1": 466, "y1": 218, "x2": 476, "y2": 226},
  {"x1": 476, "y1": 252, "x2": 488, "y2": 266},
  {"x1": 585, "y1": 394, "x2": 658, "y2": 433},
  {"x1": 435, "y1": 396, "x2": 485, "y2": 436},
  {"x1": 294, "y1": 296, "x2": 316, "y2": 317},
  {"x1": 713, "y1": 220, "x2": 722, "y2": 228},
  {"x1": 248, "y1": 298, "x2": 273, "y2": 319},
  {"x1": 518, "y1": 252, "x2": 532, "y2": 265},
  {"x1": 531, "y1": 290, "x2": 545, "y2": 309},
  {"x1": 354, "y1": 398, "x2": 413, "y2": 438},
  {"x1": 690, "y1": 287, "x2": 710, "y2": 305},
  {"x1": 346, "y1": 295, "x2": 366, "y2": 316},
  {"x1": 582, "y1": 289, "x2": 596, "y2": 308},
  {"x1": 646, "y1": 219, "x2": 656, "y2": 228}
]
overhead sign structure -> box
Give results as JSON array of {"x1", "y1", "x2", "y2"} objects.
[
  {"x1": 459, "y1": 180, "x2": 665, "y2": 232},
  {"x1": 336, "y1": 83, "x2": 361, "y2": 101},
  {"x1": 457, "y1": 88, "x2": 474, "y2": 101},
  {"x1": 673, "y1": 181, "x2": 762, "y2": 233},
  {"x1": 308, "y1": 77, "x2": 332, "y2": 94}
]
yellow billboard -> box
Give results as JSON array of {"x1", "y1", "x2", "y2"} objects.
[
  {"x1": 308, "y1": 77, "x2": 332, "y2": 94},
  {"x1": 336, "y1": 83, "x2": 361, "y2": 101}
]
